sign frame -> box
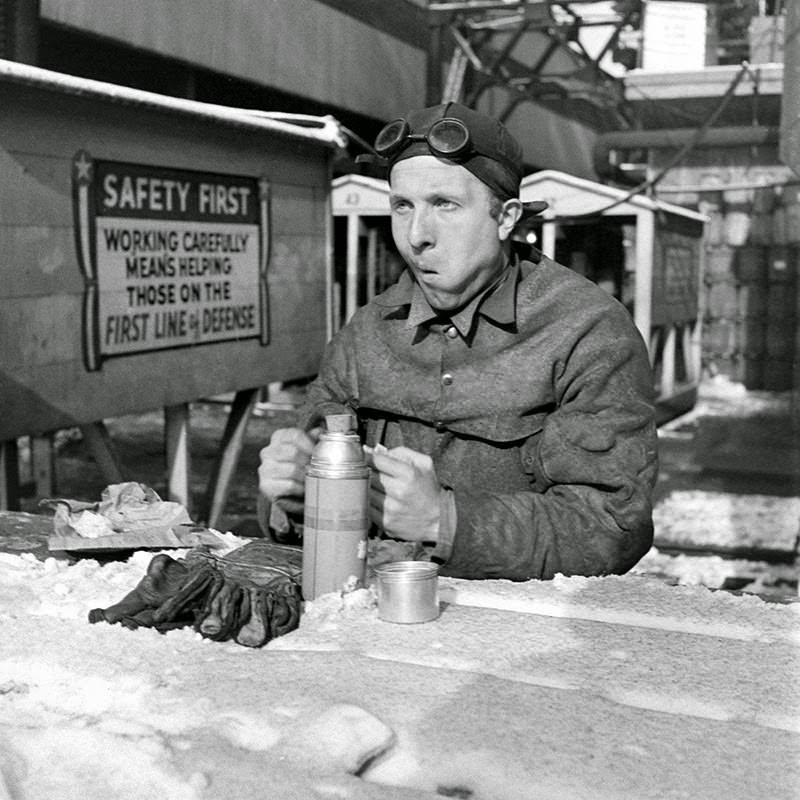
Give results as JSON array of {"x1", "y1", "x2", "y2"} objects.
[{"x1": 71, "y1": 151, "x2": 271, "y2": 371}]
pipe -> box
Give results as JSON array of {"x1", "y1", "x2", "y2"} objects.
[{"x1": 594, "y1": 126, "x2": 780, "y2": 177}]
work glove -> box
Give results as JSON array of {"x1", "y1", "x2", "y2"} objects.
[{"x1": 89, "y1": 540, "x2": 303, "y2": 647}]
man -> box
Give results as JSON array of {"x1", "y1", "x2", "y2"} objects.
[{"x1": 258, "y1": 102, "x2": 658, "y2": 581}]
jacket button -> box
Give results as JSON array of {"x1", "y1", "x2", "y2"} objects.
[
  {"x1": 445, "y1": 325, "x2": 459, "y2": 339},
  {"x1": 441, "y1": 373, "x2": 453, "y2": 386}
]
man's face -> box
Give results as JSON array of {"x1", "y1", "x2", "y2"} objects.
[{"x1": 389, "y1": 156, "x2": 517, "y2": 312}]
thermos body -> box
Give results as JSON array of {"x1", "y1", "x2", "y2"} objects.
[{"x1": 302, "y1": 415, "x2": 370, "y2": 601}]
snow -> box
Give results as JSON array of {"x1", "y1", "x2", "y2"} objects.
[
  {"x1": 645, "y1": 375, "x2": 799, "y2": 598},
  {"x1": 0, "y1": 60, "x2": 349, "y2": 149},
  {"x1": 1, "y1": 539, "x2": 799, "y2": 799},
  {"x1": 652, "y1": 490, "x2": 800, "y2": 551},
  {"x1": 1, "y1": 374, "x2": 798, "y2": 798}
]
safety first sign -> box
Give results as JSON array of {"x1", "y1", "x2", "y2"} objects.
[{"x1": 72, "y1": 151, "x2": 270, "y2": 370}]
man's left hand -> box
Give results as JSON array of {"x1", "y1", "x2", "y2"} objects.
[{"x1": 364, "y1": 446, "x2": 440, "y2": 543}]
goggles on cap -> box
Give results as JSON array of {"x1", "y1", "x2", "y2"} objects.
[{"x1": 374, "y1": 117, "x2": 473, "y2": 161}]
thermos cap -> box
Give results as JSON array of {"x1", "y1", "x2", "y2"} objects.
[
  {"x1": 307, "y1": 413, "x2": 368, "y2": 476},
  {"x1": 325, "y1": 413, "x2": 357, "y2": 433}
]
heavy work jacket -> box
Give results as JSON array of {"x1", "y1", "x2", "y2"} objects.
[{"x1": 299, "y1": 254, "x2": 658, "y2": 581}]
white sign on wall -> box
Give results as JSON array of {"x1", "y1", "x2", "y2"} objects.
[{"x1": 641, "y1": 0, "x2": 708, "y2": 71}]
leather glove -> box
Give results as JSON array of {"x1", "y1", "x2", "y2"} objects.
[
  {"x1": 87, "y1": 553, "x2": 199, "y2": 631},
  {"x1": 192, "y1": 541, "x2": 302, "y2": 646},
  {"x1": 89, "y1": 540, "x2": 303, "y2": 647}
]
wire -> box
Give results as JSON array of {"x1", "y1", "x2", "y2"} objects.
[
  {"x1": 624, "y1": 79, "x2": 708, "y2": 127},
  {"x1": 339, "y1": 124, "x2": 378, "y2": 156},
  {"x1": 559, "y1": 60, "x2": 757, "y2": 219}
]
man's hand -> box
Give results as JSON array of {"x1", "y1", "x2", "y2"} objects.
[
  {"x1": 258, "y1": 427, "x2": 320, "y2": 503},
  {"x1": 364, "y1": 445, "x2": 440, "y2": 543}
]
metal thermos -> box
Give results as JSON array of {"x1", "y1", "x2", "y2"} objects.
[{"x1": 302, "y1": 413, "x2": 370, "y2": 601}]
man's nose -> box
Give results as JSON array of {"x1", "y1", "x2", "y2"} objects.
[{"x1": 407, "y1": 209, "x2": 434, "y2": 249}]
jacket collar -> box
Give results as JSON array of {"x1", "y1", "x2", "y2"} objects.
[{"x1": 374, "y1": 255, "x2": 521, "y2": 336}]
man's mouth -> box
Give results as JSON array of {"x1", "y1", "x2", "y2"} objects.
[{"x1": 415, "y1": 269, "x2": 440, "y2": 286}]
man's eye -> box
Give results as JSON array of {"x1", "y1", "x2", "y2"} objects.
[
  {"x1": 391, "y1": 200, "x2": 410, "y2": 212},
  {"x1": 435, "y1": 198, "x2": 456, "y2": 208}
]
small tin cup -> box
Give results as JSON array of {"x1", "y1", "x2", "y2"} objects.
[{"x1": 374, "y1": 561, "x2": 440, "y2": 623}]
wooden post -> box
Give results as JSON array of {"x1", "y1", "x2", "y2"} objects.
[
  {"x1": 80, "y1": 421, "x2": 124, "y2": 485},
  {"x1": 683, "y1": 322, "x2": 697, "y2": 384},
  {"x1": 661, "y1": 324, "x2": 677, "y2": 399},
  {"x1": 201, "y1": 388, "x2": 259, "y2": 530},
  {"x1": 31, "y1": 434, "x2": 55, "y2": 500},
  {"x1": 325, "y1": 160, "x2": 335, "y2": 341},
  {"x1": 346, "y1": 213, "x2": 360, "y2": 321},
  {"x1": 0, "y1": 440, "x2": 20, "y2": 511},
  {"x1": 541, "y1": 218, "x2": 557, "y2": 259},
  {"x1": 367, "y1": 226, "x2": 378, "y2": 302},
  {"x1": 634, "y1": 210, "x2": 654, "y2": 349},
  {"x1": 165, "y1": 404, "x2": 191, "y2": 513},
  {"x1": 332, "y1": 281, "x2": 342, "y2": 334}
]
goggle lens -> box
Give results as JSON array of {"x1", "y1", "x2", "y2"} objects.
[
  {"x1": 374, "y1": 119, "x2": 409, "y2": 157},
  {"x1": 427, "y1": 118, "x2": 470, "y2": 157}
]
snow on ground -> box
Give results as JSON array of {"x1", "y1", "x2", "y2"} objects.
[
  {"x1": 666, "y1": 372, "x2": 795, "y2": 420},
  {"x1": 1, "y1": 375, "x2": 798, "y2": 798},
  {"x1": 638, "y1": 485, "x2": 800, "y2": 598},
  {"x1": 652, "y1": 490, "x2": 800, "y2": 552},
  {"x1": 643, "y1": 375, "x2": 799, "y2": 598},
  {"x1": 0, "y1": 541, "x2": 799, "y2": 800}
]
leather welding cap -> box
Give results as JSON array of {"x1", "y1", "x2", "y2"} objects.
[
  {"x1": 388, "y1": 102, "x2": 524, "y2": 201},
  {"x1": 372, "y1": 102, "x2": 547, "y2": 217}
]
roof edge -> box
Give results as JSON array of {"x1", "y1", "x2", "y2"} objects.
[
  {"x1": 522, "y1": 169, "x2": 708, "y2": 222},
  {"x1": 0, "y1": 58, "x2": 349, "y2": 149}
]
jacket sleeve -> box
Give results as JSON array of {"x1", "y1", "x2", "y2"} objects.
[
  {"x1": 439, "y1": 320, "x2": 659, "y2": 582},
  {"x1": 297, "y1": 326, "x2": 360, "y2": 430}
]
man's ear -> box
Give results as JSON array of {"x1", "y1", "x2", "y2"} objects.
[{"x1": 497, "y1": 198, "x2": 523, "y2": 241}]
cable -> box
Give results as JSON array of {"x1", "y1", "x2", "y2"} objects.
[
  {"x1": 338, "y1": 124, "x2": 377, "y2": 156},
  {"x1": 558, "y1": 60, "x2": 756, "y2": 220}
]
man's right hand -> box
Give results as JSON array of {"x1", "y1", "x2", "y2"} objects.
[{"x1": 257, "y1": 427, "x2": 320, "y2": 503}]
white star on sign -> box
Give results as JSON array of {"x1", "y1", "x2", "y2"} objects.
[{"x1": 74, "y1": 152, "x2": 92, "y2": 182}]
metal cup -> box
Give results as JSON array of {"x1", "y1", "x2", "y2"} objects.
[{"x1": 374, "y1": 561, "x2": 440, "y2": 623}]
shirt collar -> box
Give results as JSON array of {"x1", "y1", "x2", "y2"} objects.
[
  {"x1": 472, "y1": 257, "x2": 519, "y2": 328},
  {"x1": 376, "y1": 256, "x2": 520, "y2": 336}
]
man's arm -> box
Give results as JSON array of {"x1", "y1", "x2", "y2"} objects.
[{"x1": 439, "y1": 331, "x2": 658, "y2": 581}]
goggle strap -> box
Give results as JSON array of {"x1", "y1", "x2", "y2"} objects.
[{"x1": 355, "y1": 153, "x2": 389, "y2": 166}]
